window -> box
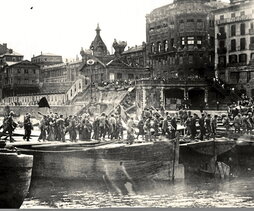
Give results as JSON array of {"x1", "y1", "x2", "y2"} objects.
[
  {"x1": 24, "y1": 69, "x2": 28, "y2": 74},
  {"x1": 231, "y1": 39, "x2": 236, "y2": 51},
  {"x1": 239, "y1": 54, "x2": 247, "y2": 63},
  {"x1": 240, "y1": 11, "x2": 245, "y2": 16},
  {"x1": 251, "y1": 37, "x2": 254, "y2": 44},
  {"x1": 151, "y1": 43, "x2": 155, "y2": 53},
  {"x1": 181, "y1": 37, "x2": 185, "y2": 46},
  {"x1": 179, "y1": 20, "x2": 184, "y2": 23},
  {"x1": 210, "y1": 37, "x2": 215, "y2": 47},
  {"x1": 117, "y1": 73, "x2": 122, "y2": 79},
  {"x1": 219, "y1": 56, "x2": 226, "y2": 66},
  {"x1": 231, "y1": 13, "x2": 235, "y2": 18},
  {"x1": 17, "y1": 69, "x2": 21, "y2": 74},
  {"x1": 179, "y1": 55, "x2": 183, "y2": 64},
  {"x1": 170, "y1": 38, "x2": 174, "y2": 47},
  {"x1": 219, "y1": 40, "x2": 225, "y2": 48},
  {"x1": 231, "y1": 25, "x2": 236, "y2": 36},
  {"x1": 219, "y1": 26, "x2": 225, "y2": 34},
  {"x1": 251, "y1": 22, "x2": 254, "y2": 29},
  {"x1": 189, "y1": 55, "x2": 193, "y2": 64},
  {"x1": 157, "y1": 42, "x2": 162, "y2": 52},
  {"x1": 187, "y1": 37, "x2": 195, "y2": 45},
  {"x1": 220, "y1": 15, "x2": 224, "y2": 20},
  {"x1": 229, "y1": 55, "x2": 237, "y2": 63},
  {"x1": 240, "y1": 23, "x2": 245, "y2": 35},
  {"x1": 33, "y1": 69, "x2": 36, "y2": 74},
  {"x1": 251, "y1": 53, "x2": 254, "y2": 60},
  {"x1": 197, "y1": 37, "x2": 202, "y2": 47},
  {"x1": 164, "y1": 40, "x2": 169, "y2": 52},
  {"x1": 187, "y1": 19, "x2": 194, "y2": 22},
  {"x1": 240, "y1": 38, "x2": 246, "y2": 50}
]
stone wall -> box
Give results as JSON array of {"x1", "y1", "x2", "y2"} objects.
[{"x1": 0, "y1": 105, "x2": 83, "y2": 118}]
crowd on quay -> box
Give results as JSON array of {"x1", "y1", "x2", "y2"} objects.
[
  {"x1": 226, "y1": 94, "x2": 254, "y2": 135},
  {"x1": 2, "y1": 97, "x2": 254, "y2": 144},
  {"x1": 132, "y1": 107, "x2": 219, "y2": 142},
  {"x1": 0, "y1": 108, "x2": 221, "y2": 143}
]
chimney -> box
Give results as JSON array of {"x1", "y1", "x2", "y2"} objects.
[{"x1": 9, "y1": 49, "x2": 13, "y2": 54}]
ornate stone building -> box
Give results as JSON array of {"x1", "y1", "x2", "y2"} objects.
[
  {"x1": 136, "y1": 0, "x2": 229, "y2": 110},
  {"x1": 79, "y1": 25, "x2": 149, "y2": 84},
  {"x1": 214, "y1": 0, "x2": 254, "y2": 97}
]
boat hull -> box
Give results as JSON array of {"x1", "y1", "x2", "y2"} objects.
[
  {"x1": 218, "y1": 135, "x2": 254, "y2": 176},
  {"x1": 180, "y1": 139, "x2": 235, "y2": 178},
  {"x1": 0, "y1": 152, "x2": 33, "y2": 208},
  {"x1": 18, "y1": 141, "x2": 183, "y2": 181}
]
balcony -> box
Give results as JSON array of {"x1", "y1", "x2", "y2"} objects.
[
  {"x1": 217, "y1": 32, "x2": 227, "y2": 40},
  {"x1": 217, "y1": 47, "x2": 227, "y2": 54},
  {"x1": 249, "y1": 43, "x2": 254, "y2": 50}
]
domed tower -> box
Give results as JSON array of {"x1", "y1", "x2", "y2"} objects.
[{"x1": 90, "y1": 24, "x2": 108, "y2": 57}]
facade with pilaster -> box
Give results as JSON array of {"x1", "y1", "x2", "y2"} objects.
[{"x1": 214, "y1": 0, "x2": 254, "y2": 97}]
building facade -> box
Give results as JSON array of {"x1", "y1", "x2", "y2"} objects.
[
  {"x1": 214, "y1": 0, "x2": 254, "y2": 97},
  {"x1": 31, "y1": 53, "x2": 63, "y2": 82},
  {"x1": 42, "y1": 60, "x2": 83, "y2": 83},
  {"x1": 138, "y1": 0, "x2": 230, "y2": 110},
  {"x1": 122, "y1": 42, "x2": 147, "y2": 68},
  {"x1": 0, "y1": 60, "x2": 40, "y2": 98}
]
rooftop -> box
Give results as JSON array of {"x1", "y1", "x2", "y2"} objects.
[{"x1": 122, "y1": 45, "x2": 145, "y2": 54}]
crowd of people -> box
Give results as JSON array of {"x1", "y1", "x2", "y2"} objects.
[
  {"x1": 2, "y1": 99, "x2": 254, "y2": 143},
  {"x1": 226, "y1": 94, "x2": 254, "y2": 135}
]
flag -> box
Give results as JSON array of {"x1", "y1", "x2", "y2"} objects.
[{"x1": 38, "y1": 97, "x2": 50, "y2": 108}]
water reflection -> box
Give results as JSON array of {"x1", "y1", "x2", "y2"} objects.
[{"x1": 21, "y1": 176, "x2": 254, "y2": 208}]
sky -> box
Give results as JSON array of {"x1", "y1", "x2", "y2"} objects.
[{"x1": 1, "y1": 0, "x2": 229, "y2": 61}]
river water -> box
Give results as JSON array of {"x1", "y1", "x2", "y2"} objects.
[{"x1": 21, "y1": 176, "x2": 254, "y2": 209}]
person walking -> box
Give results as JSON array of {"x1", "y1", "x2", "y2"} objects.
[
  {"x1": 199, "y1": 113, "x2": 206, "y2": 141},
  {"x1": 23, "y1": 113, "x2": 33, "y2": 142}
]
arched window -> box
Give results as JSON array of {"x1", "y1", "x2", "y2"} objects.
[
  {"x1": 151, "y1": 43, "x2": 155, "y2": 53},
  {"x1": 157, "y1": 42, "x2": 162, "y2": 52},
  {"x1": 164, "y1": 40, "x2": 169, "y2": 52}
]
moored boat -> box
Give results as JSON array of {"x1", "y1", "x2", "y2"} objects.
[
  {"x1": 180, "y1": 138, "x2": 236, "y2": 179},
  {"x1": 16, "y1": 140, "x2": 184, "y2": 183},
  {"x1": 0, "y1": 142, "x2": 33, "y2": 208},
  {"x1": 218, "y1": 134, "x2": 254, "y2": 177}
]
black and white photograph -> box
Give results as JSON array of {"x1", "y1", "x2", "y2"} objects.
[{"x1": 0, "y1": 0, "x2": 254, "y2": 209}]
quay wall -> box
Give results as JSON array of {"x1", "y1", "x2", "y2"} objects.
[{"x1": 0, "y1": 105, "x2": 83, "y2": 118}]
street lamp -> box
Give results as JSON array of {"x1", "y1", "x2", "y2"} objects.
[{"x1": 87, "y1": 59, "x2": 95, "y2": 103}]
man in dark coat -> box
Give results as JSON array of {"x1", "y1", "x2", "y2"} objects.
[
  {"x1": 0, "y1": 111, "x2": 17, "y2": 142},
  {"x1": 23, "y1": 113, "x2": 33, "y2": 142}
]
